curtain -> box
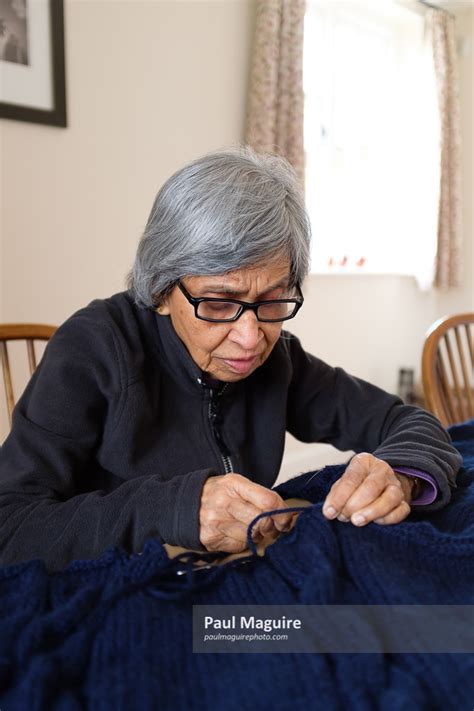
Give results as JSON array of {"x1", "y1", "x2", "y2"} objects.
[
  {"x1": 427, "y1": 8, "x2": 463, "y2": 289},
  {"x1": 245, "y1": 0, "x2": 306, "y2": 184}
]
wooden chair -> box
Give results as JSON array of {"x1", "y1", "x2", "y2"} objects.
[
  {"x1": 422, "y1": 313, "x2": 474, "y2": 427},
  {"x1": 0, "y1": 324, "x2": 57, "y2": 427}
]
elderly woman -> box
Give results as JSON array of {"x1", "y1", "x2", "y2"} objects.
[{"x1": 0, "y1": 148, "x2": 461, "y2": 571}]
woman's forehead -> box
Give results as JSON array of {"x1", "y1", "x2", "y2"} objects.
[{"x1": 187, "y1": 259, "x2": 291, "y2": 295}]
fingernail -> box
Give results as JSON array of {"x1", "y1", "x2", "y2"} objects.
[
  {"x1": 374, "y1": 517, "x2": 384, "y2": 524},
  {"x1": 352, "y1": 514, "x2": 366, "y2": 526},
  {"x1": 337, "y1": 514, "x2": 349, "y2": 522},
  {"x1": 324, "y1": 505, "x2": 337, "y2": 518}
]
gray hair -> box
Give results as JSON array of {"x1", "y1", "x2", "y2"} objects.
[{"x1": 127, "y1": 146, "x2": 311, "y2": 308}]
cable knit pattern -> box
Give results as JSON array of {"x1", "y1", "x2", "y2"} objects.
[
  {"x1": 246, "y1": 0, "x2": 305, "y2": 183},
  {"x1": 0, "y1": 421, "x2": 473, "y2": 710}
]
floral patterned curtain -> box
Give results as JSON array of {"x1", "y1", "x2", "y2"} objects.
[
  {"x1": 245, "y1": 0, "x2": 306, "y2": 184},
  {"x1": 427, "y1": 8, "x2": 463, "y2": 289}
]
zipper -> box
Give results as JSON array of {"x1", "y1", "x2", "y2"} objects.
[{"x1": 206, "y1": 384, "x2": 233, "y2": 474}]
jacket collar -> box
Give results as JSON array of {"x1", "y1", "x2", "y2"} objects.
[{"x1": 152, "y1": 312, "x2": 231, "y2": 395}]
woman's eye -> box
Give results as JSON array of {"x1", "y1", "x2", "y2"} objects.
[{"x1": 199, "y1": 302, "x2": 236, "y2": 318}]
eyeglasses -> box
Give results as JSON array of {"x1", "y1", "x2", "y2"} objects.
[{"x1": 177, "y1": 282, "x2": 304, "y2": 323}]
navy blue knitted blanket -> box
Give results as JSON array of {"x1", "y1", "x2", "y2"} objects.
[{"x1": 1, "y1": 421, "x2": 474, "y2": 711}]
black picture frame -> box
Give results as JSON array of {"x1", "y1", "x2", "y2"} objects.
[{"x1": 0, "y1": 0, "x2": 67, "y2": 127}]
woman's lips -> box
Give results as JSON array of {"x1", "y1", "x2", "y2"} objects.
[{"x1": 221, "y1": 356, "x2": 258, "y2": 374}]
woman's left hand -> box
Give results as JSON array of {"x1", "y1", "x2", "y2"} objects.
[{"x1": 322, "y1": 453, "x2": 414, "y2": 527}]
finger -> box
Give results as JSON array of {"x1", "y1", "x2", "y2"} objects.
[
  {"x1": 337, "y1": 474, "x2": 388, "y2": 518},
  {"x1": 339, "y1": 463, "x2": 395, "y2": 516},
  {"x1": 347, "y1": 483, "x2": 408, "y2": 527},
  {"x1": 201, "y1": 519, "x2": 260, "y2": 553},
  {"x1": 272, "y1": 511, "x2": 300, "y2": 533},
  {"x1": 338, "y1": 472, "x2": 401, "y2": 521},
  {"x1": 220, "y1": 517, "x2": 268, "y2": 545},
  {"x1": 231, "y1": 475, "x2": 287, "y2": 513},
  {"x1": 227, "y1": 499, "x2": 276, "y2": 536},
  {"x1": 373, "y1": 500, "x2": 412, "y2": 525},
  {"x1": 394, "y1": 473, "x2": 415, "y2": 504},
  {"x1": 229, "y1": 496, "x2": 294, "y2": 536},
  {"x1": 230, "y1": 476, "x2": 295, "y2": 530},
  {"x1": 322, "y1": 453, "x2": 372, "y2": 518}
]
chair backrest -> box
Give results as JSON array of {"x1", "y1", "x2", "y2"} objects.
[
  {"x1": 0, "y1": 324, "x2": 57, "y2": 427},
  {"x1": 422, "y1": 313, "x2": 474, "y2": 427}
]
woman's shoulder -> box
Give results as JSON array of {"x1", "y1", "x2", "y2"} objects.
[
  {"x1": 48, "y1": 291, "x2": 157, "y2": 381},
  {"x1": 63, "y1": 290, "x2": 141, "y2": 329},
  {"x1": 273, "y1": 329, "x2": 313, "y2": 363},
  {"x1": 56, "y1": 291, "x2": 154, "y2": 339},
  {"x1": 271, "y1": 329, "x2": 338, "y2": 381},
  {"x1": 11, "y1": 293, "x2": 151, "y2": 439}
]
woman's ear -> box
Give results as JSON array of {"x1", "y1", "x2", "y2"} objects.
[
  {"x1": 156, "y1": 299, "x2": 171, "y2": 315},
  {"x1": 155, "y1": 284, "x2": 177, "y2": 315}
]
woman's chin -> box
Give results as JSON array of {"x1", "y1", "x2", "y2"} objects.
[{"x1": 211, "y1": 356, "x2": 262, "y2": 382}]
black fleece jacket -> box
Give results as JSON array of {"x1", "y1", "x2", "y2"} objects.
[{"x1": 0, "y1": 291, "x2": 461, "y2": 571}]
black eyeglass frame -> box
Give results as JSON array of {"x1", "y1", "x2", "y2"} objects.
[{"x1": 177, "y1": 281, "x2": 304, "y2": 323}]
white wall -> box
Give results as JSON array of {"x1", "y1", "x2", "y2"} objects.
[{"x1": 1, "y1": 1, "x2": 472, "y2": 468}]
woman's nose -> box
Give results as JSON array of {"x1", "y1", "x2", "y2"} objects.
[{"x1": 228, "y1": 310, "x2": 263, "y2": 350}]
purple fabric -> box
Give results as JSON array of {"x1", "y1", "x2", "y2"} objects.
[{"x1": 394, "y1": 467, "x2": 438, "y2": 505}]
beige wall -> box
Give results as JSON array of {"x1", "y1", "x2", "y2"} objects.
[
  {"x1": 0, "y1": 0, "x2": 473, "y2": 462},
  {"x1": 1, "y1": 0, "x2": 257, "y2": 324},
  {"x1": 0, "y1": 0, "x2": 257, "y2": 437}
]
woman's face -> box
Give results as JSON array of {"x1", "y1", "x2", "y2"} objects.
[{"x1": 158, "y1": 257, "x2": 292, "y2": 382}]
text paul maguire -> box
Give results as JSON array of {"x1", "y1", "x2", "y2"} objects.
[{"x1": 204, "y1": 615, "x2": 302, "y2": 632}]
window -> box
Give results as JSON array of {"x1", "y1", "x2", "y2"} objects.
[{"x1": 304, "y1": 0, "x2": 440, "y2": 287}]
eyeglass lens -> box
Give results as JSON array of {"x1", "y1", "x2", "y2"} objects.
[{"x1": 197, "y1": 300, "x2": 298, "y2": 322}]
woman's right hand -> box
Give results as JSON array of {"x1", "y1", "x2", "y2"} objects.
[{"x1": 199, "y1": 473, "x2": 295, "y2": 553}]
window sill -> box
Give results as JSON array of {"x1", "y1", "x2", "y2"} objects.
[{"x1": 310, "y1": 269, "x2": 418, "y2": 278}]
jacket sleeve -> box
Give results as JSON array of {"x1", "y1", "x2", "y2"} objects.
[
  {"x1": 0, "y1": 312, "x2": 210, "y2": 572},
  {"x1": 284, "y1": 333, "x2": 462, "y2": 511}
]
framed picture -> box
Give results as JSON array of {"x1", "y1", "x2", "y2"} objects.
[{"x1": 0, "y1": 0, "x2": 67, "y2": 127}]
